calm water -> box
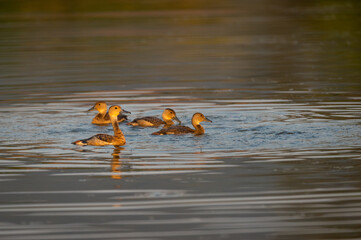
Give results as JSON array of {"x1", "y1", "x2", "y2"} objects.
[{"x1": 1, "y1": 1, "x2": 361, "y2": 239}]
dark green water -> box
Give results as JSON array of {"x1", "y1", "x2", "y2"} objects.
[{"x1": 0, "y1": 1, "x2": 361, "y2": 239}]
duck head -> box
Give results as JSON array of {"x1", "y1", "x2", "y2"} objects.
[
  {"x1": 88, "y1": 101, "x2": 107, "y2": 114},
  {"x1": 163, "y1": 108, "x2": 181, "y2": 124},
  {"x1": 192, "y1": 112, "x2": 212, "y2": 125}
]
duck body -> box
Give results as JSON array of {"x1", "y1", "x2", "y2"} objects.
[
  {"x1": 152, "y1": 125, "x2": 195, "y2": 135},
  {"x1": 73, "y1": 105, "x2": 126, "y2": 146},
  {"x1": 73, "y1": 133, "x2": 125, "y2": 146},
  {"x1": 127, "y1": 108, "x2": 181, "y2": 127},
  {"x1": 89, "y1": 102, "x2": 130, "y2": 125},
  {"x1": 152, "y1": 112, "x2": 211, "y2": 135},
  {"x1": 128, "y1": 116, "x2": 166, "y2": 127}
]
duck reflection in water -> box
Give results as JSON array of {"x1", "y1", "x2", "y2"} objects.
[{"x1": 111, "y1": 147, "x2": 124, "y2": 180}]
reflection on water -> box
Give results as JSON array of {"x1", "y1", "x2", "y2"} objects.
[
  {"x1": 111, "y1": 147, "x2": 122, "y2": 179},
  {"x1": 0, "y1": 0, "x2": 361, "y2": 239}
]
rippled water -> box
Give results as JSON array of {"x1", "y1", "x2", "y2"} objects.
[{"x1": 1, "y1": 1, "x2": 361, "y2": 239}]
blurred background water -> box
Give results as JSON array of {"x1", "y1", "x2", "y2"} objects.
[{"x1": 0, "y1": 0, "x2": 360, "y2": 239}]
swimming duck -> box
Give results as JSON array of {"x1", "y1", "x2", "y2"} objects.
[
  {"x1": 73, "y1": 105, "x2": 126, "y2": 146},
  {"x1": 88, "y1": 101, "x2": 130, "y2": 125},
  {"x1": 127, "y1": 108, "x2": 181, "y2": 127},
  {"x1": 152, "y1": 112, "x2": 212, "y2": 135}
]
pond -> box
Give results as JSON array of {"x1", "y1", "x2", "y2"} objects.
[{"x1": 0, "y1": 1, "x2": 360, "y2": 239}]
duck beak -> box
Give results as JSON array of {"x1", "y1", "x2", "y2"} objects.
[
  {"x1": 87, "y1": 106, "x2": 96, "y2": 112},
  {"x1": 204, "y1": 117, "x2": 212, "y2": 123},
  {"x1": 173, "y1": 115, "x2": 182, "y2": 124},
  {"x1": 122, "y1": 109, "x2": 131, "y2": 114}
]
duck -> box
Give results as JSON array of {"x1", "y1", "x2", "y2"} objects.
[
  {"x1": 88, "y1": 101, "x2": 130, "y2": 125},
  {"x1": 73, "y1": 105, "x2": 126, "y2": 146},
  {"x1": 127, "y1": 108, "x2": 181, "y2": 127},
  {"x1": 152, "y1": 112, "x2": 212, "y2": 135}
]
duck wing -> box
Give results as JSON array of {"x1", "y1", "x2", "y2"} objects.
[
  {"x1": 128, "y1": 116, "x2": 165, "y2": 127},
  {"x1": 117, "y1": 114, "x2": 128, "y2": 122},
  {"x1": 94, "y1": 134, "x2": 114, "y2": 142}
]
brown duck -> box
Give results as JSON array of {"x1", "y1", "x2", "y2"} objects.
[
  {"x1": 152, "y1": 113, "x2": 212, "y2": 135},
  {"x1": 73, "y1": 105, "x2": 127, "y2": 146},
  {"x1": 127, "y1": 108, "x2": 181, "y2": 127},
  {"x1": 88, "y1": 101, "x2": 130, "y2": 125}
]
